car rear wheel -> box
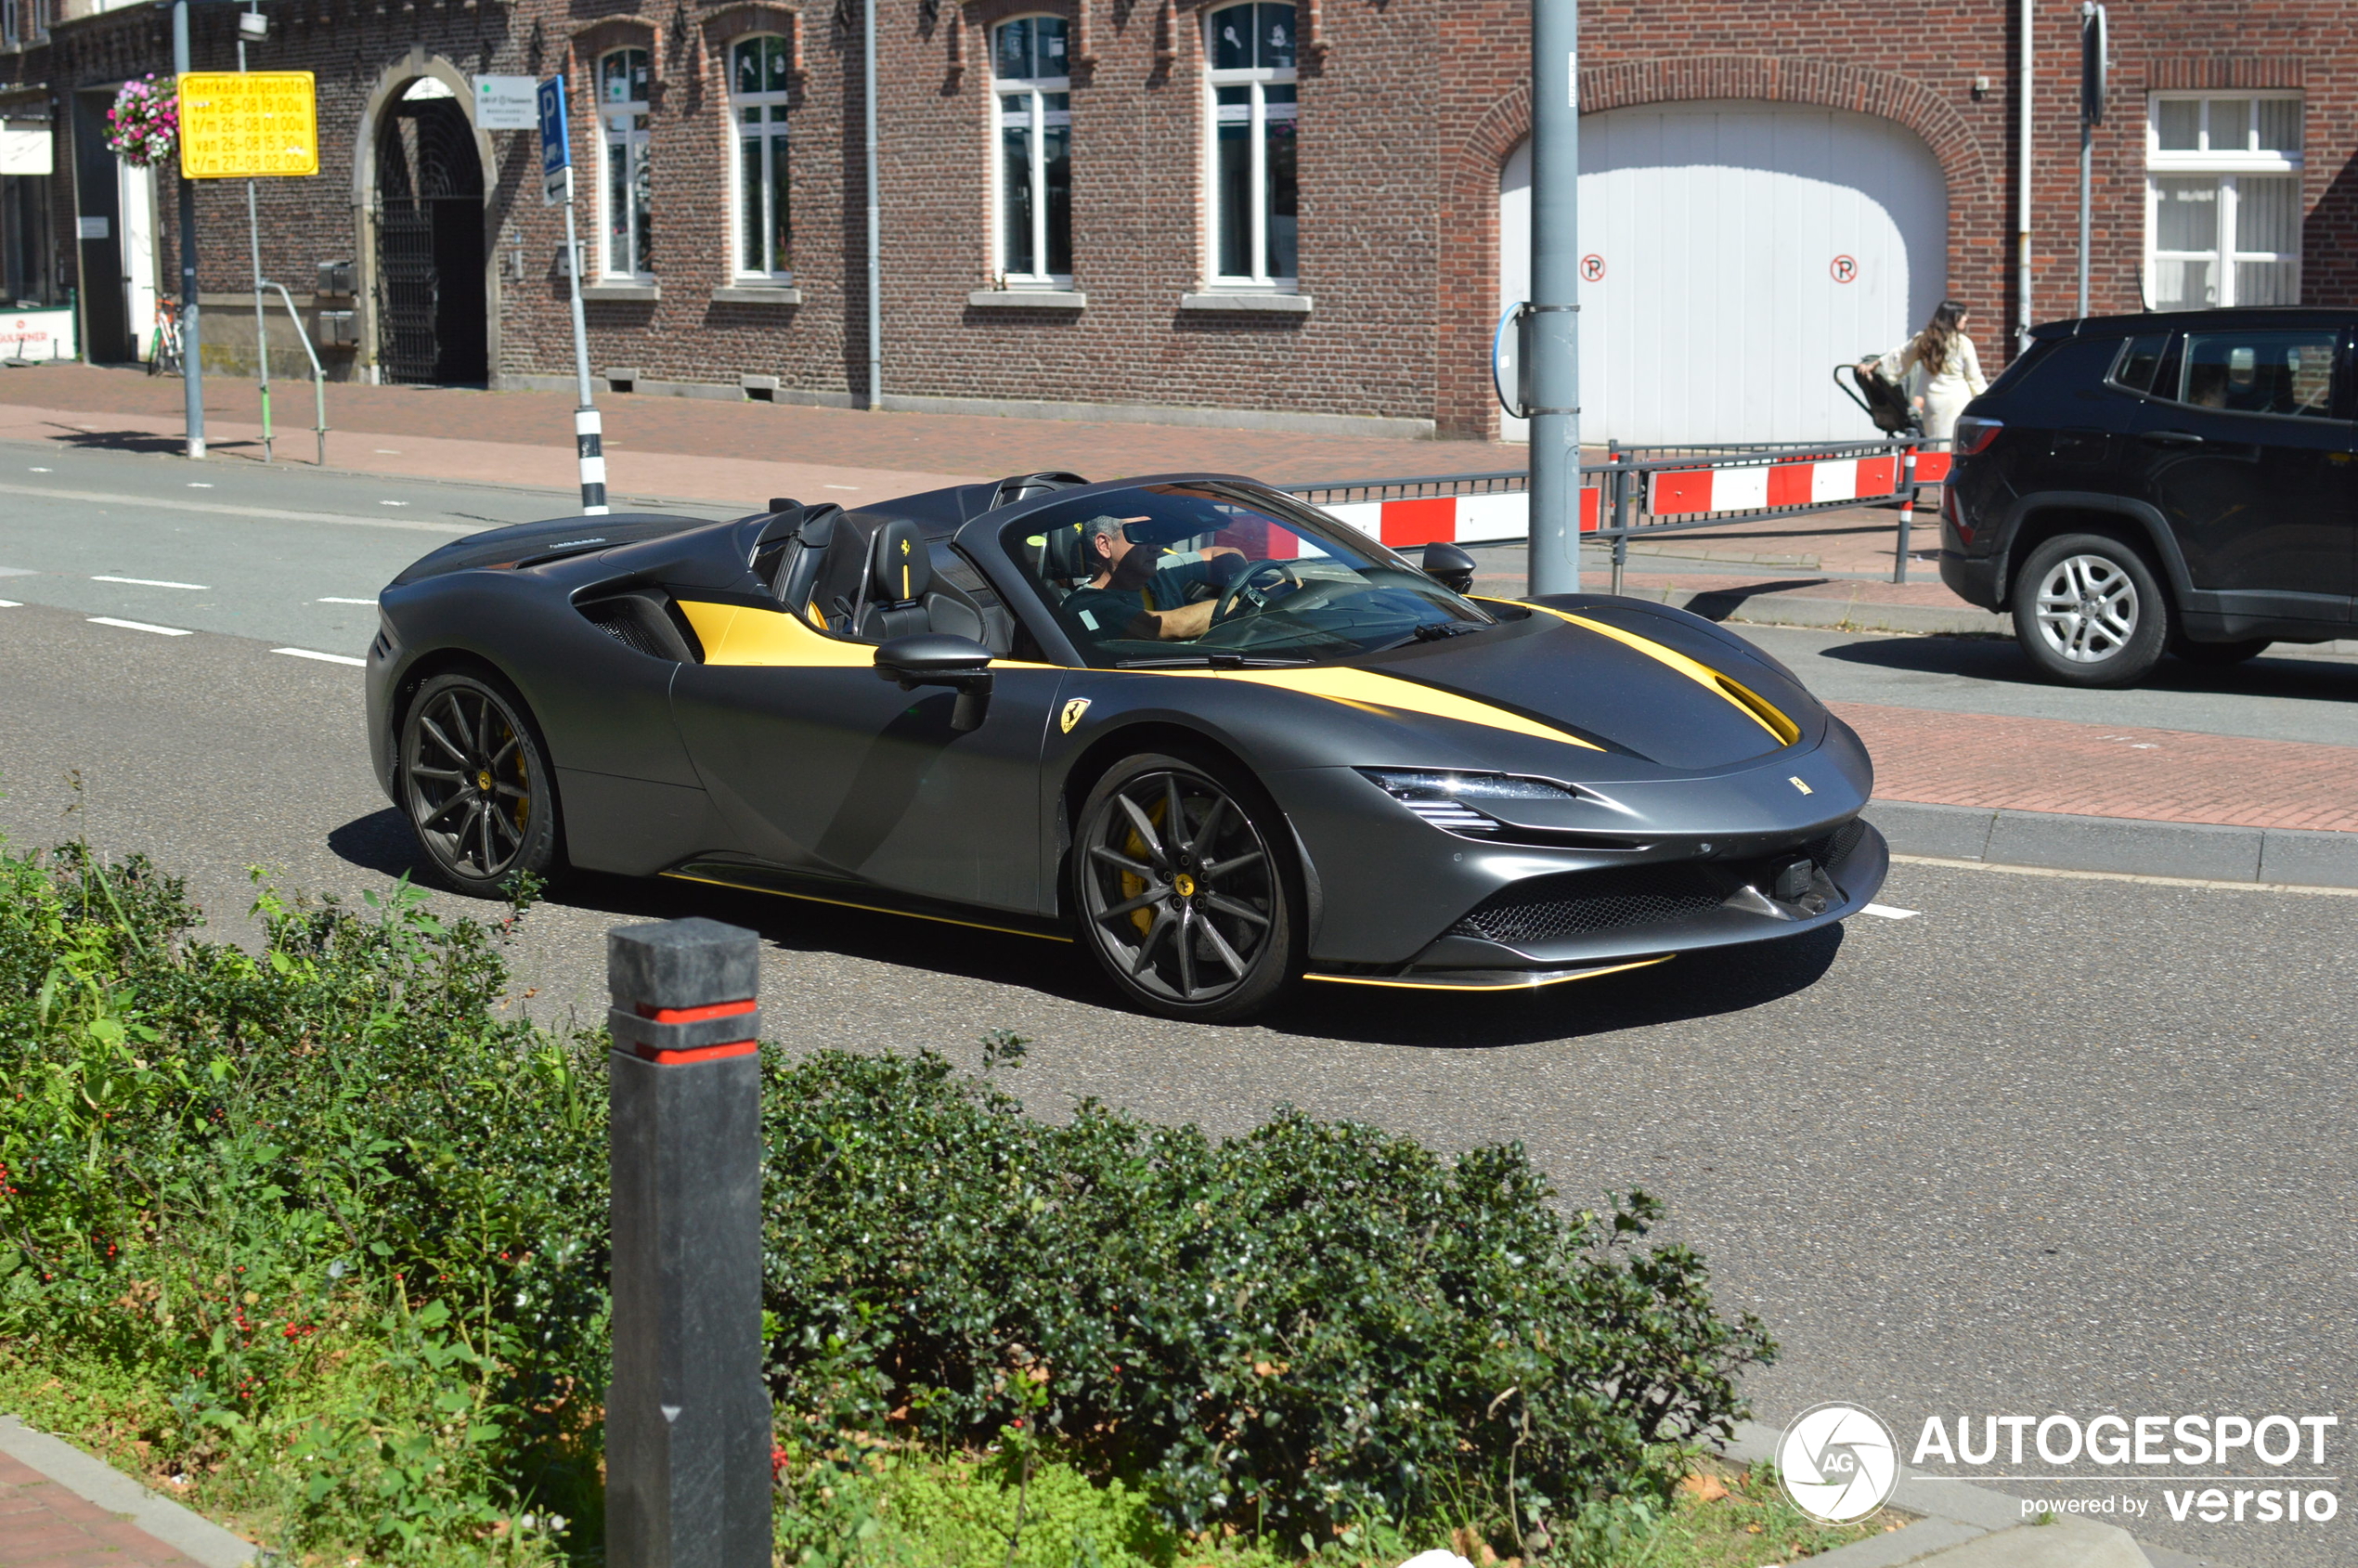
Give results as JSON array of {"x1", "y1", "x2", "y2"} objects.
[
  {"x1": 1070, "y1": 751, "x2": 1300, "y2": 1022},
  {"x1": 2172, "y1": 636, "x2": 2271, "y2": 667},
  {"x1": 2012, "y1": 533, "x2": 2169, "y2": 688},
  {"x1": 397, "y1": 671, "x2": 564, "y2": 896}
]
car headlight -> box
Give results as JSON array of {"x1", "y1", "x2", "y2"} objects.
[{"x1": 1355, "y1": 769, "x2": 1581, "y2": 835}]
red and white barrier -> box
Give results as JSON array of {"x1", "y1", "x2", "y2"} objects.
[
  {"x1": 1321, "y1": 488, "x2": 1595, "y2": 547},
  {"x1": 1648, "y1": 450, "x2": 1950, "y2": 517}
]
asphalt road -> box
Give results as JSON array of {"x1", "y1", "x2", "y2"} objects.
[{"x1": 2, "y1": 451, "x2": 2352, "y2": 1567}]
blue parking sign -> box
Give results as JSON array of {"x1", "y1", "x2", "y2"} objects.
[{"x1": 538, "y1": 75, "x2": 571, "y2": 205}]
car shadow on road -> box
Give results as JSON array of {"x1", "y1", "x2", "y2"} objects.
[
  {"x1": 1816, "y1": 631, "x2": 2358, "y2": 700},
  {"x1": 331, "y1": 810, "x2": 1849, "y2": 1043}
]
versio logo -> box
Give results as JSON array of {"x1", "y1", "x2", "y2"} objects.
[{"x1": 1779, "y1": 1404, "x2": 1901, "y2": 1523}]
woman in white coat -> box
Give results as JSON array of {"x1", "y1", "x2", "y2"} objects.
[{"x1": 1862, "y1": 300, "x2": 1989, "y2": 442}]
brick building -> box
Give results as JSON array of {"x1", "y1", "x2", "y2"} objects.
[{"x1": 1, "y1": 0, "x2": 2352, "y2": 444}]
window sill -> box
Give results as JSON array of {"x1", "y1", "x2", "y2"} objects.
[
  {"x1": 581, "y1": 281, "x2": 660, "y2": 303},
  {"x1": 712, "y1": 284, "x2": 803, "y2": 305},
  {"x1": 968, "y1": 289, "x2": 1087, "y2": 309},
  {"x1": 1179, "y1": 292, "x2": 1312, "y2": 314}
]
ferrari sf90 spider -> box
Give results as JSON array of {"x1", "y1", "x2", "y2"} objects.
[{"x1": 367, "y1": 472, "x2": 1885, "y2": 1019}]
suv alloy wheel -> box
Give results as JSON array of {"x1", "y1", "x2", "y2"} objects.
[{"x1": 2011, "y1": 532, "x2": 2170, "y2": 688}]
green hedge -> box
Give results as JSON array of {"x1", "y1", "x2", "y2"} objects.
[{"x1": 0, "y1": 836, "x2": 1772, "y2": 1562}]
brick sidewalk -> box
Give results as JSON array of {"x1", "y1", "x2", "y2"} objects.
[
  {"x1": 0, "y1": 1451, "x2": 208, "y2": 1568},
  {"x1": 1838, "y1": 703, "x2": 2358, "y2": 834}
]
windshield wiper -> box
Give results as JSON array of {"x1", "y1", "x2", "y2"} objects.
[
  {"x1": 1113, "y1": 653, "x2": 1316, "y2": 668},
  {"x1": 1367, "y1": 622, "x2": 1491, "y2": 654}
]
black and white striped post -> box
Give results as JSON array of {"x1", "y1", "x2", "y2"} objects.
[{"x1": 605, "y1": 918, "x2": 771, "y2": 1568}]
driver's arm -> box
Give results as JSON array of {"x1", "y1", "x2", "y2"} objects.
[{"x1": 1125, "y1": 601, "x2": 1218, "y2": 641}]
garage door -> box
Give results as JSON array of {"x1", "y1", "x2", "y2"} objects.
[{"x1": 1499, "y1": 100, "x2": 1947, "y2": 446}]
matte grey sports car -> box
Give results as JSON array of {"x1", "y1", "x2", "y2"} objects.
[{"x1": 366, "y1": 472, "x2": 1886, "y2": 1020}]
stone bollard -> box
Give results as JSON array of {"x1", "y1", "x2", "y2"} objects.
[{"x1": 605, "y1": 917, "x2": 771, "y2": 1568}]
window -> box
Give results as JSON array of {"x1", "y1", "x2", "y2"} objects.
[
  {"x1": 991, "y1": 17, "x2": 1071, "y2": 286},
  {"x1": 2145, "y1": 93, "x2": 2300, "y2": 309},
  {"x1": 2106, "y1": 332, "x2": 2169, "y2": 395},
  {"x1": 1205, "y1": 2, "x2": 1296, "y2": 286},
  {"x1": 2170, "y1": 330, "x2": 2338, "y2": 419},
  {"x1": 731, "y1": 36, "x2": 792, "y2": 279},
  {"x1": 599, "y1": 49, "x2": 653, "y2": 278}
]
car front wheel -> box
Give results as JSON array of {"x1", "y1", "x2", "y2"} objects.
[
  {"x1": 2012, "y1": 533, "x2": 2169, "y2": 688},
  {"x1": 1069, "y1": 751, "x2": 1301, "y2": 1022},
  {"x1": 397, "y1": 671, "x2": 564, "y2": 896}
]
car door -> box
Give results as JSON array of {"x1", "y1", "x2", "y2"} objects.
[
  {"x1": 667, "y1": 538, "x2": 1069, "y2": 915},
  {"x1": 2129, "y1": 323, "x2": 2356, "y2": 624}
]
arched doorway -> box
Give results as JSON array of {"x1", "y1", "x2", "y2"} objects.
[
  {"x1": 1499, "y1": 101, "x2": 1947, "y2": 445},
  {"x1": 372, "y1": 81, "x2": 486, "y2": 385}
]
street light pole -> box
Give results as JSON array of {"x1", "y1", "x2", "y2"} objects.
[
  {"x1": 1525, "y1": 0, "x2": 1580, "y2": 596},
  {"x1": 172, "y1": 0, "x2": 205, "y2": 459}
]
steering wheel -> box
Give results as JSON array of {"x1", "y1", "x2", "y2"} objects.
[{"x1": 1211, "y1": 560, "x2": 1302, "y2": 623}]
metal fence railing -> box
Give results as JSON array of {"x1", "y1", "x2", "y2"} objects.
[{"x1": 1283, "y1": 435, "x2": 1952, "y2": 591}]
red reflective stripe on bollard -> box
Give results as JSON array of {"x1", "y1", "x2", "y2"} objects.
[
  {"x1": 636, "y1": 997, "x2": 758, "y2": 1025},
  {"x1": 633, "y1": 1039, "x2": 759, "y2": 1064}
]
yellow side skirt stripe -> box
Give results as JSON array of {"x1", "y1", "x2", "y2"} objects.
[
  {"x1": 661, "y1": 870, "x2": 1074, "y2": 942},
  {"x1": 1303, "y1": 954, "x2": 1673, "y2": 991}
]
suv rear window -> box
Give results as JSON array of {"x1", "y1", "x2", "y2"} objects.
[
  {"x1": 2107, "y1": 333, "x2": 2170, "y2": 395},
  {"x1": 2173, "y1": 330, "x2": 2339, "y2": 419}
]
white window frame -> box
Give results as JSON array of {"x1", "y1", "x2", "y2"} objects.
[
  {"x1": 597, "y1": 48, "x2": 654, "y2": 281},
  {"x1": 990, "y1": 15, "x2": 1072, "y2": 290},
  {"x1": 2144, "y1": 91, "x2": 2302, "y2": 310},
  {"x1": 729, "y1": 35, "x2": 793, "y2": 281},
  {"x1": 1202, "y1": 2, "x2": 1297, "y2": 291}
]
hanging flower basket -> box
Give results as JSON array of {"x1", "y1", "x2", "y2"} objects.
[{"x1": 106, "y1": 74, "x2": 179, "y2": 167}]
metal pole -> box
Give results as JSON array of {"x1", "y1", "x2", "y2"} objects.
[
  {"x1": 560, "y1": 180, "x2": 606, "y2": 514},
  {"x1": 1608, "y1": 443, "x2": 1629, "y2": 596},
  {"x1": 172, "y1": 0, "x2": 205, "y2": 460},
  {"x1": 239, "y1": 32, "x2": 270, "y2": 461},
  {"x1": 261, "y1": 279, "x2": 326, "y2": 464},
  {"x1": 1892, "y1": 442, "x2": 1918, "y2": 584},
  {"x1": 1525, "y1": 0, "x2": 1580, "y2": 596},
  {"x1": 604, "y1": 917, "x2": 771, "y2": 1568},
  {"x1": 2016, "y1": 0, "x2": 2034, "y2": 352},
  {"x1": 862, "y1": 0, "x2": 881, "y2": 411}
]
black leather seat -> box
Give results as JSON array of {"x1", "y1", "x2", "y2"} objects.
[{"x1": 856, "y1": 518, "x2": 987, "y2": 644}]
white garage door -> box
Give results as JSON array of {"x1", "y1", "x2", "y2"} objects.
[{"x1": 1499, "y1": 100, "x2": 1947, "y2": 446}]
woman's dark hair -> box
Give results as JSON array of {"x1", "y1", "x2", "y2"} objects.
[{"x1": 1911, "y1": 300, "x2": 1970, "y2": 378}]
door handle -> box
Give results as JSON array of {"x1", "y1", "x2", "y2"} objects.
[{"x1": 2140, "y1": 429, "x2": 2206, "y2": 447}]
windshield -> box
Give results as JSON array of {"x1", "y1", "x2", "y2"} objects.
[{"x1": 1002, "y1": 481, "x2": 1494, "y2": 667}]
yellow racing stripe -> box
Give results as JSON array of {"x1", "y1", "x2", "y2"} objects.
[
  {"x1": 1207, "y1": 666, "x2": 1603, "y2": 750},
  {"x1": 1522, "y1": 603, "x2": 1797, "y2": 745}
]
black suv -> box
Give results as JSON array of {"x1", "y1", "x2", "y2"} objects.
[{"x1": 1941, "y1": 308, "x2": 2353, "y2": 686}]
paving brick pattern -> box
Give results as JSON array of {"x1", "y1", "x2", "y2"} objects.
[
  {"x1": 1837, "y1": 703, "x2": 2358, "y2": 834},
  {"x1": 0, "y1": 1452, "x2": 207, "y2": 1568}
]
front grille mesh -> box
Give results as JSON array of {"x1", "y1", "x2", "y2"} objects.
[
  {"x1": 1804, "y1": 818, "x2": 1868, "y2": 867},
  {"x1": 1451, "y1": 865, "x2": 1725, "y2": 945}
]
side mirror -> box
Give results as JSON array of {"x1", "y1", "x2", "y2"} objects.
[
  {"x1": 875, "y1": 634, "x2": 994, "y2": 732},
  {"x1": 1420, "y1": 541, "x2": 1478, "y2": 595}
]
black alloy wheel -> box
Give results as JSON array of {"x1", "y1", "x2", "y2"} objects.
[
  {"x1": 398, "y1": 672, "x2": 563, "y2": 895},
  {"x1": 1071, "y1": 752, "x2": 1300, "y2": 1021}
]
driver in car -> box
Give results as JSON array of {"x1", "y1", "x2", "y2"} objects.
[{"x1": 1061, "y1": 513, "x2": 1258, "y2": 641}]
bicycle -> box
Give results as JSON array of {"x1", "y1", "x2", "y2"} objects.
[{"x1": 146, "y1": 303, "x2": 183, "y2": 377}]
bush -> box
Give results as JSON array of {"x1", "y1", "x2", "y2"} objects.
[
  {"x1": 762, "y1": 1051, "x2": 1773, "y2": 1555},
  {"x1": 0, "y1": 834, "x2": 1772, "y2": 1563}
]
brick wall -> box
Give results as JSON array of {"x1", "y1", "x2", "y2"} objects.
[{"x1": 22, "y1": 0, "x2": 2358, "y2": 441}]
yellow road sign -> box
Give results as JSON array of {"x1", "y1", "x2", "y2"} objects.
[{"x1": 178, "y1": 71, "x2": 317, "y2": 178}]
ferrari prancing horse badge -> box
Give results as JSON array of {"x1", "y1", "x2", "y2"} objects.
[{"x1": 1060, "y1": 698, "x2": 1092, "y2": 733}]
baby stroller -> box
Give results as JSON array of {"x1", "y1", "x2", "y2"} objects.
[{"x1": 1833, "y1": 359, "x2": 1923, "y2": 438}]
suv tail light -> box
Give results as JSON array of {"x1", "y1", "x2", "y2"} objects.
[{"x1": 1952, "y1": 415, "x2": 2003, "y2": 456}]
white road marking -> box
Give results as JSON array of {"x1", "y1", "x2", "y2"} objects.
[
  {"x1": 374, "y1": 448, "x2": 402, "y2": 454},
  {"x1": 0, "y1": 599, "x2": 20, "y2": 608},
  {"x1": 93, "y1": 575, "x2": 209, "y2": 590},
  {"x1": 187, "y1": 482, "x2": 214, "y2": 488},
  {"x1": 273, "y1": 647, "x2": 367, "y2": 667},
  {"x1": 0, "y1": 565, "x2": 34, "y2": 577},
  {"x1": 379, "y1": 499, "x2": 409, "y2": 507},
  {"x1": 1860, "y1": 903, "x2": 1919, "y2": 920},
  {"x1": 317, "y1": 596, "x2": 377, "y2": 604},
  {"x1": 0, "y1": 483, "x2": 473, "y2": 535},
  {"x1": 28, "y1": 466, "x2": 49, "y2": 472},
  {"x1": 823, "y1": 484, "x2": 860, "y2": 490},
  {"x1": 88, "y1": 616, "x2": 192, "y2": 636}
]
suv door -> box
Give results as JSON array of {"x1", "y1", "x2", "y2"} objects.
[{"x1": 2127, "y1": 325, "x2": 2355, "y2": 626}]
